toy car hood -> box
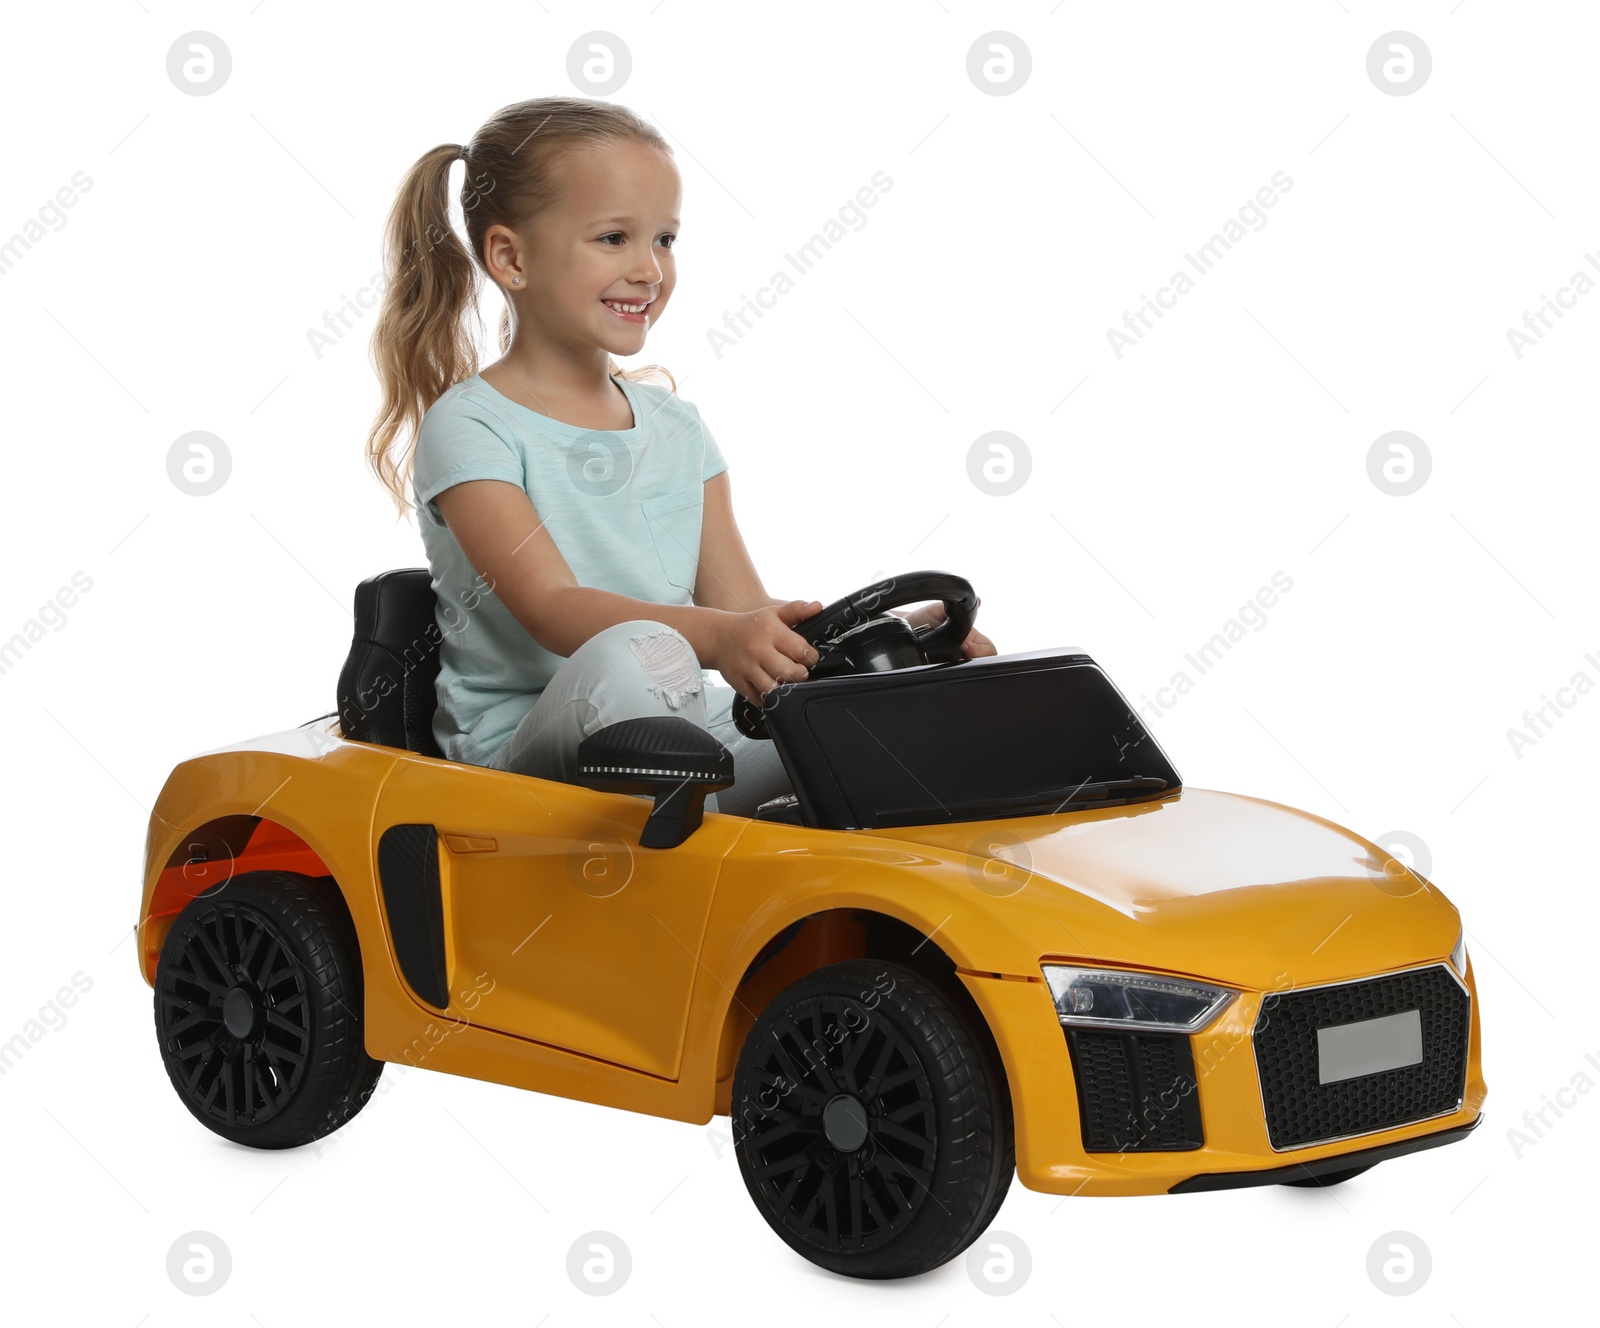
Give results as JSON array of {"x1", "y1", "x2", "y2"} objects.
[{"x1": 855, "y1": 786, "x2": 1457, "y2": 990}]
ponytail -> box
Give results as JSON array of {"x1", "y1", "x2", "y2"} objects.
[{"x1": 365, "y1": 142, "x2": 482, "y2": 519}]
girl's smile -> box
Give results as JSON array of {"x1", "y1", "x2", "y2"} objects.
[{"x1": 601, "y1": 295, "x2": 655, "y2": 324}]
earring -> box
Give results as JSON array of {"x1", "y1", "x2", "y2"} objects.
[{"x1": 512, "y1": 276, "x2": 521, "y2": 285}]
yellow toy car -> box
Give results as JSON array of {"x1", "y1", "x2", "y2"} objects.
[{"x1": 138, "y1": 569, "x2": 1486, "y2": 1279}]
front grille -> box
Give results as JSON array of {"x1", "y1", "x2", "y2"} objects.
[
  {"x1": 1064, "y1": 1029, "x2": 1204, "y2": 1152},
  {"x1": 1253, "y1": 964, "x2": 1470, "y2": 1149}
]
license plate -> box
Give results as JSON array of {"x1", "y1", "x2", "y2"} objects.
[{"x1": 1316, "y1": 1009, "x2": 1423, "y2": 1084}]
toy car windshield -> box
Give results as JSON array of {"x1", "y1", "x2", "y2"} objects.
[{"x1": 766, "y1": 648, "x2": 1181, "y2": 830}]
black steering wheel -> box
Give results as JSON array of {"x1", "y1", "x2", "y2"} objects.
[{"x1": 730, "y1": 570, "x2": 980, "y2": 740}]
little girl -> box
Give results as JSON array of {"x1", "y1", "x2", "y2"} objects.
[{"x1": 363, "y1": 96, "x2": 991, "y2": 816}]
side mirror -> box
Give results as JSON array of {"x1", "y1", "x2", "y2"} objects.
[{"x1": 574, "y1": 716, "x2": 735, "y2": 848}]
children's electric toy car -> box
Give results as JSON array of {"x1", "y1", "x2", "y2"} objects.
[{"x1": 138, "y1": 569, "x2": 1486, "y2": 1280}]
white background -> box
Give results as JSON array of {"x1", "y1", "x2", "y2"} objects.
[{"x1": 2, "y1": 0, "x2": 1593, "y2": 1321}]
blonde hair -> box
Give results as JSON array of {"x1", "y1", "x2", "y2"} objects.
[{"x1": 365, "y1": 96, "x2": 676, "y2": 520}]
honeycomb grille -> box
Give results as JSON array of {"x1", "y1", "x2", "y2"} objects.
[
  {"x1": 1065, "y1": 1029, "x2": 1204, "y2": 1152},
  {"x1": 1252, "y1": 964, "x2": 1470, "y2": 1150}
]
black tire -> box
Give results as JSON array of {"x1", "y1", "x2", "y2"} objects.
[
  {"x1": 952, "y1": 989, "x2": 1015, "y2": 1235},
  {"x1": 154, "y1": 871, "x2": 384, "y2": 1149},
  {"x1": 1280, "y1": 1163, "x2": 1375, "y2": 1188},
  {"x1": 731, "y1": 958, "x2": 1015, "y2": 1278}
]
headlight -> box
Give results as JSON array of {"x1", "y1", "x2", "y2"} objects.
[
  {"x1": 1041, "y1": 964, "x2": 1236, "y2": 1033},
  {"x1": 1450, "y1": 926, "x2": 1469, "y2": 976}
]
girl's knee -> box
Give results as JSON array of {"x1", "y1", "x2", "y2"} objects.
[
  {"x1": 625, "y1": 622, "x2": 700, "y2": 710},
  {"x1": 583, "y1": 619, "x2": 702, "y2": 711}
]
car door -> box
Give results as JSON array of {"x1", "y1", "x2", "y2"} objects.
[{"x1": 373, "y1": 754, "x2": 743, "y2": 1080}]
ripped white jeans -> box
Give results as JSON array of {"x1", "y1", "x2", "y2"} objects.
[{"x1": 481, "y1": 619, "x2": 794, "y2": 818}]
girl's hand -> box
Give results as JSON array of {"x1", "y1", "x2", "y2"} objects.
[
  {"x1": 890, "y1": 602, "x2": 997, "y2": 658},
  {"x1": 713, "y1": 600, "x2": 823, "y2": 707}
]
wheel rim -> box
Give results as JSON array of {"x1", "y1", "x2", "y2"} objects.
[
  {"x1": 739, "y1": 993, "x2": 938, "y2": 1255},
  {"x1": 156, "y1": 898, "x2": 311, "y2": 1128}
]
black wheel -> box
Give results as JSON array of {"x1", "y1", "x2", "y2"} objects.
[
  {"x1": 1281, "y1": 1163, "x2": 1375, "y2": 1188},
  {"x1": 154, "y1": 871, "x2": 384, "y2": 1149},
  {"x1": 731, "y1": 958, "x2": 1015, "y2": 1278}
]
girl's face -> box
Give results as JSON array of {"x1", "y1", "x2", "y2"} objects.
[{"x1": 515, "y1": 138, "x2": 681, "y2": 359}]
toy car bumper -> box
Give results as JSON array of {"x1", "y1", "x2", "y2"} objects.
[
  {"x1": 1165, "y1": 1113, "x2": 1480, "y2": 1192},
  {"x1": 957, "y1": 958, "x2": 1488, "y2": 1198}
]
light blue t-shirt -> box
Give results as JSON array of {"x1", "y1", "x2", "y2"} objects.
[{"x1": 410, "y1": 371, "x2": 728, "y2": 766}]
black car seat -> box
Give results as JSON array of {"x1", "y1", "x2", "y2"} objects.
[{"x1": 336, "y1": 569, "x2": 445, "y2": 758}]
